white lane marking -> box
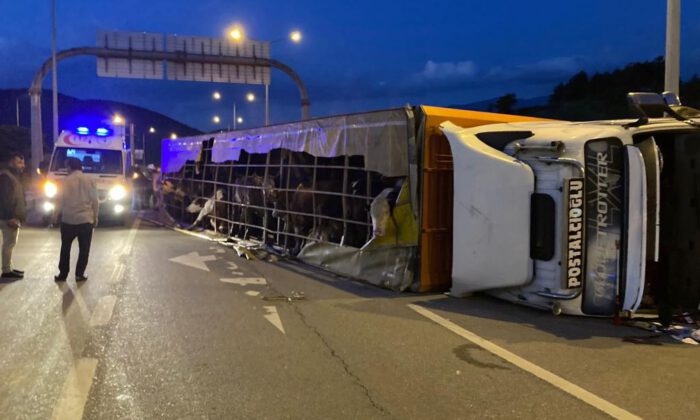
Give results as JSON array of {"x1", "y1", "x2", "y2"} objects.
[
  {"x1": 121, "y1": 217, "x2": 141, "y2": 256},
  {"x1": 220, "y1": 277, "x2": 267, "y2": 286},
  {"x1": 408, "y1": 304, "x2": 641, "y2": 420},
  {"x1": 168, "y1": 252, "x2": 216, "y2": 272},
  {"x1": 215, "y1": 248, "x2": 225, "y2": 254},
  {"x1": 107, "y1": 263, "x2": 125, "y2": 284},
  {"x1": 89, "y1": 295, "x2": 118, "y2": 327},
  {"x1": 245, "y1": 291, "x2": 261, "y2": 297},
  {"x1": 51, "y1": 358, "x2": 99, "y2": 420},
  {"x1": 263, "y1": 306, "x2": 285, "y2": 334}
]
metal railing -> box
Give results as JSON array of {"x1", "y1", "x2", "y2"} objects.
[{"x1": 162, "y1": 143, "x2": 400, "y2": 253}]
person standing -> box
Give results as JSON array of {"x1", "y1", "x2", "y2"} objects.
[
  {"x1": 54, "y1": 157, "x2": 98, "y2": 282},
  {"x1": 0, "y1": 152, "x2": 26, "y2": 279},
  {"x1": 147, "y1": 163, "x2": 162, "y2": 209}
]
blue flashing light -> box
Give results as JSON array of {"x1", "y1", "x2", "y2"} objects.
[
  {"x1": 95, "y1": 128, "x2": 109, "y2": 137},
  {"x1": 76, "y1": 127, "x2": 89, "y2": 135}
]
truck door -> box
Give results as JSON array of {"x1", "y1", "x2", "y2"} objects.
[
  {"x1": 636, "y1": 138, "x2": 660, "y2": 262},
  {"x1": 440, "y1": 122, "x2": 535, "y2": 296}
]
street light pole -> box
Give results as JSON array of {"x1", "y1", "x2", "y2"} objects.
[
  {"x1": 265, "y1": 84, "x2": 269, "y2": 126},
  {"x1": 233, "y1": 102, "x2": 237, "y2": 130},
  {"x1": 665, "y1": 0, "x2": 681, "y2": 93},
  {"x1": 51, "y1": 0, "x2": 59, "y2": 142},
  {"x1": 129, "y1": 123, "x2": 135, "y2": 167}
]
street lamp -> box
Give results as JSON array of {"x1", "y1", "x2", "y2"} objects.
[
  {"x1": 229, "y1": 25, "x2": 244, "y2": 42},
  {"x1": 220, "y1": 24, "x2": 302, "y2": 127},
  {"x1": 149, "y1": 126, "x2": 156, "y2": 133},
  {"x1": 113, "y1": 114, "x2": 125, "y2": 125},
  {"x1": 212, "y1": 91, "x2": 254, "y2": 130},
  {"x1": 170, "y1": 133, "x2": 177, "y2": 139}
]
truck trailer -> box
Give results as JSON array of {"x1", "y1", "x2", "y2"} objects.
[{"x1": 161, "y1": 92, "x2": 700, "y2": 319}]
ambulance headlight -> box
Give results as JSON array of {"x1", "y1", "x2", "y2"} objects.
[
  {"x1": 44, "y1": 181, "x2": 58, "y2": 198},
  {"x1": 114, "y1": 204, "x2": 125, "y2": 214},
  {"x1": 109, "y1": 185, "x2": 127, "y2": 201},
  {"x1": 43, "y1": 202, "x2": 55, "y2": 212}
]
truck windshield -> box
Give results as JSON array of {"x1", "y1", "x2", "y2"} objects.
[{"x1": 50, "y1": 147, "x2": 123, "y2": 175}]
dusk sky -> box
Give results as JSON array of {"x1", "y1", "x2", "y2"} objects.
[{"x1": 1, "y1": 0, "x2": 699, "y2": 131}]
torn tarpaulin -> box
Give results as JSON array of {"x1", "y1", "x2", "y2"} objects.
[{"x1": 162, "y1": 108, "x2": 411, "y2": 178}]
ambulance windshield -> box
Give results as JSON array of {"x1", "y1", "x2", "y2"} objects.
[{"x1": 51, "y1": 147, "x2": 123, "y2": 175}]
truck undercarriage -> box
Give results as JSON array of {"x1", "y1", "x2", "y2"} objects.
[{"x1": 639, "y1": 130, "x2": 700, "y2": 324}]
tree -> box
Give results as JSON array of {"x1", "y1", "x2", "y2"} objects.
[
  {"x1": 0, "y1": 125, "x2": 30, "y2": 160},
  {"x1": 495, "y1": 93, "x2": 517, "y2": 114}
]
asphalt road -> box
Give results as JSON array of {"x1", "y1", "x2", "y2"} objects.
[{"x1": 0, "y1": 218, "x2": 697, "y2": 419}]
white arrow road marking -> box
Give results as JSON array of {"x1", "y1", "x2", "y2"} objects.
[
  {"x1": 90, "y1": 295, "x2": 117, "y2": 327},
  {"x1": 219, "y1": 277, "x2": 267, "y2": 286},
  {"x1": 245, "y1": 291, "x2": 261, "y2": 297},
  {"x1": 168, "y1": 252, "x2": 217, "y2": 272},
  {"x1": 263, "y1": 306, "x2": 285, "y2": 334},
  {"x1": 408, "y1": 304, "x2": 641, "y2": 420},
  {"x1": 226, "y1": 262, "x2": 243, "y2": 275},
  {"x1": 51, "y1": 358, "x2": 98, "y2": 420}
]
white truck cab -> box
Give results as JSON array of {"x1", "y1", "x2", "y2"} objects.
[
  {"x1": 42, "y1": 126, "x2": 131, "y2": 223},
  {"x1": 442, "y1": 92, "x2": 700, "y2": 317}
]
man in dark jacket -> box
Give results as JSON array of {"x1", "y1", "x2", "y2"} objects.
[{"x1": 0, "y1": 152, "x2": 26, "y2": 279}]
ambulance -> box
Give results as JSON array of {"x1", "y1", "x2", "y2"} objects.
[{"x1": 42, "y1": 125, "x2": 132, "y2": 225}]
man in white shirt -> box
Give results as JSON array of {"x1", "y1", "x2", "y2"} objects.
[{"x1": 54, "y1": 157, "x2": 99, "y2": 282}]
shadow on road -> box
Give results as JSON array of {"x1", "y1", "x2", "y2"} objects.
[{"x1": 413, "y1": 293, "x2": 660, "y2": 347}]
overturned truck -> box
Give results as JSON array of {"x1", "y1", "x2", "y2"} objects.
[{"x1": 161, "y1": 95, "x2": 700, "y2": 319}]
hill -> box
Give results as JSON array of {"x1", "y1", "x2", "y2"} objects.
[
  {"x1": 517, "y1": 57, "x2": 700, "y2": 120},
  {"x1": 0, "y1": 89, "x2": 202, "y2": 164},
  {"x1": 452, "y1": 58, "x2": 700, "y2": 121}
]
